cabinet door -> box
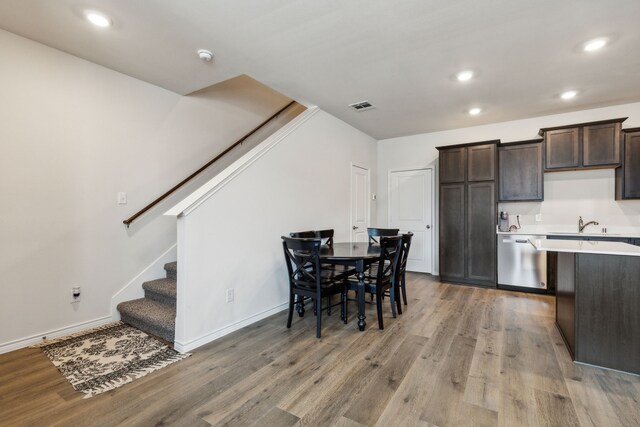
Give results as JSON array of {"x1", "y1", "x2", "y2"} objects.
[
  {"x1": 439, "y1": 148, "x2": 466, "y2": 183},
  {"x1": 498, "y1": 143, "x2": 543, "y2": 201},
  {"x1": 467, "y1": 144, "x2": 495, "y2": 181},
  {"x1": 624, "y1": 131, "x2": 640, "y2": 198},
  {"x1": 583, "y1": 122, "x2": 621, "y2": 167},
  {"x1": 545, "y1": 128, "x2": 580, "y2": 170},
  {"x1": 439, "y1": 184, "x2": 465, "y2": 280},
  {"x1": 466, "y1": 182, "x2": 496, "y2": 285}
]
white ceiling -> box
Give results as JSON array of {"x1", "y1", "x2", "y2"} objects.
[{"x1": 1, "y1": 0, "x2": 640, "y2": 139}]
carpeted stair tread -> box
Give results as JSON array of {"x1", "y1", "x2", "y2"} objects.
[
  {"x1": 143, "y1": 278, "x2": 177, "y2": 306},
  {"x1": 117, "y1": 298, "x2": 175, "y2": 342},
  {"x1": 164, "y1": 262, "x2": 177, "y2": 280}
]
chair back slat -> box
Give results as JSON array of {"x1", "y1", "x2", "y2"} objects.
[
  {"x1": 367, "y1": 227, "x2": 399, "y2": 245},
  {"x1": 289, "y1": 230, "x2": 316, "y2": 238},
  {"x1": 314, "y1": 229, "x2": 334, "y2": 248},
  {"x1": 282, "y1": 237, "x2": 322, "y2": 285}
]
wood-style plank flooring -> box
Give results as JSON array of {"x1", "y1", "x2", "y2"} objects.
[{"x1": 1, "y1": 273, "x2": 639, "y2": 426}]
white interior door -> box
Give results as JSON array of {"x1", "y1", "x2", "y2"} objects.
[
  {"x1": 351, "y1": 164, "x2": 370, "y2": 242},
  {"x1": 389, "y1": 168, "x2": 433, "y2": 273}
]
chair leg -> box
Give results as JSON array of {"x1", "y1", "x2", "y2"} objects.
[
  {"x1": 342, "y1": 288, "x2": 348, "y2": 324},
  {"x1": 376, "y1": 290, "x2": 384, "y2": 330},
  {"x1": 327, "y1": 295, "x2": 332, "y2": 316},
  {"x1": 395, "y1": 284, "x2": 403, "y2": 315},
  {"x1": 316, "y1": 298, "x2": 322, "y2": 338},
  {"x1": 401, "y1": 273, "x2": 408, "y2": 306},
  {"x1": 296, "y1": 296, "x2": 305, "y2": 317},
  {"x1": 390, "y1": 285, "x2": 397, "y2": 318},
  {"x1": 287, "y1": 291, "x2": 295, "y2": 328}
]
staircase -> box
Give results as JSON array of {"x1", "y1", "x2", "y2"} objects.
[{"x1": 117, "y1": 262, "x2": 177, "y2": 342}]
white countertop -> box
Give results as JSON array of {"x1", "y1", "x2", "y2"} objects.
[
  {"x1": 529, "y1": 238, "x2": 640, "y2": 256},
  {"x1": 496, "y1": 228, "x2": 640, "y2": 238}
]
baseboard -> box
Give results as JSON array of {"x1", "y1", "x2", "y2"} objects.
[
  {"x1": 0, "y1": 316, "x2": 112, "y2": 354},
  {"x1": 174, "y1": 302, "x2": 288, "y2": 353}
]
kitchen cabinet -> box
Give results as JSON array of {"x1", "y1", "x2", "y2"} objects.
[
  {"x1": 437, "y1": 141, "x2": 498, "y2": 287},
  {"x1": 615, "y1": 128, "x2": 640, "y2": 200},
  {"x1": 498, "y1": 140, "x2": 543, "y2": 201},
  {"x1": 539, "y1": 118, "x2": 626, "y2": 171}
]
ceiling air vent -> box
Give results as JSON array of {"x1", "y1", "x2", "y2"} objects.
[{"x1": 349, "y1": 101, "x2": 375, "y2": 111}]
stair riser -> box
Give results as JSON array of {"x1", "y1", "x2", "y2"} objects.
[
  {"x1": 119, "y1": 313, "x2": 174, "y2": 342},
  {"x1": 144, "y1": 290, "x2": 177, "y2": 308},
  {"x1": 165, "y1": 269, "x2": 177, "y2": 280}
]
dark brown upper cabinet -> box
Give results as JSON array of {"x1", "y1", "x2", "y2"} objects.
[
  {"x1": 539, "y1": 118, "x2": 626, "y2": 171},
  {"x1": 616, "y1": 128, "x2": 640, "y2": 200},
  {"x1": 498, "y1": 140, "x2": 544, "y2": 202},
  {"x1": 468, "y1": 143, "x2": 496, "y2": 181},
  {"x1": 439, "y1": 147, "x2": 466, "y2": 183}
]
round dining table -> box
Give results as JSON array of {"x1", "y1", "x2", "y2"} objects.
[{"x1": 319, "y1": 242, "x2": 381, "y2": 331}]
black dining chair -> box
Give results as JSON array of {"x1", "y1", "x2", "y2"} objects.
[
  {"x1": 396, "y1": 232, "x2": 413, "y2": 308},
  {"x1": 367, "y1": 227, "x2": 399, "y2": 245},
  {"x1": 385, "y1": 232, "x2": 413, "y2": 315},
  {"x1": 281, "y1": 236, "x2": 348, "y2": 338},
  {"x1": 345, "y1": 235, "x2": 402, "y2": 330}
]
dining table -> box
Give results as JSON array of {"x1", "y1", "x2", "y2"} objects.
[{"x1": 319, "y1": 241, "x2": 381, "y2": 331}]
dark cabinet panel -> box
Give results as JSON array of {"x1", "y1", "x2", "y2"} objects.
[
  {"x1": 439, "y1": 184, "x2": 466, "y2": 280},
  {"x1": 575, "y1": 253, "x2": 640, "y2": 374},
  {"x1": 439, "y1": 147, "x2": 466, "y2": 183},
  {"x1": 467, "y1": 143, "x2": 495, "y2": 181},
  {"x1": 498, "y1": 141, "x2": 543, "y2": 201},
  {"x1": 555, "y1": 252, "x2": 575, "y2": 358},
  {"x1": 466, "y1": 182, "x2": 496, "y2": 284},
  {"x1": 616, "y1": 129, "x2": 640, "y2": 199},
  {"x1": 583, "y1": 122, "x2": 621, "y2": 166},
  {"x1": 545, "y1": 128, "x2": 580, "y2": 170}
]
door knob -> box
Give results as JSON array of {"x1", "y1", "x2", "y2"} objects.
[
  {"x1": 352, "y1": 226, "x2": 358, "y2": 230},
  {"x1": 426, "y1": 225, "x2": 431, "y2": 229}
]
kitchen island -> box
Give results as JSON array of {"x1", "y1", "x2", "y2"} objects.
[{"x1": 530, "y1": 239, "x2": 640, "y2": 375}]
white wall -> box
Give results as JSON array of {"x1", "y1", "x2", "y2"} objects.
[
  {"x1": 171, "y1": 109, "x2": 377, "y2": 352},
  {"x1": 378, "y1": 102, "x2": 640, "y2": 272},
  {"x1": 0, "y1": 29, "x2": 290, "y2": 351}
]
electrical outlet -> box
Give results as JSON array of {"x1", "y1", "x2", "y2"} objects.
[
  {"x1": 225, "y1": 288, "x2": 234, "y2": 303},
  {"x1": 535, "y1": 213, "x2": 542, "y2": 222},
  {"x1": 71, "y1": 286, "x2": 81, "y2": 303}
]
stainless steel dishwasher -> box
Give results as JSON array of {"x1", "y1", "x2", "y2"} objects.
[{"x1": 497, "y1": 234, "x2": 547, "y2": 291}]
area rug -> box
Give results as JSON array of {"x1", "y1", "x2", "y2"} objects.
[{"x1": 33, "y1": 322, "x2": 190, "y2": 398}]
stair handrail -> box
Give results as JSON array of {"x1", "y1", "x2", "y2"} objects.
[{"x1": 123, "y1": 100, "x2": 297, "y2": 228}]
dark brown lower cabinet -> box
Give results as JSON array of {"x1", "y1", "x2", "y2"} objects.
[
  {"x1": 466, "y1": 182, "x2": 496, "y2": 284},
  {"x1": 439, "y1": 182, "x2": 496, "y2": 287},
  {"x1": 555, "y1": 252, "x2": 640, "y2": 375},
  {"x1": 439, "y1": 184, "x2": 465, "y2": 281}
]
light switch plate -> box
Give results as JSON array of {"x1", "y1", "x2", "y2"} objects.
[
  {"x1": 535, "y1": 213, "x2": 542, "y2": 222},
  {"x1": 117, "y1": 192, "x2": 127, "y2": 205}
]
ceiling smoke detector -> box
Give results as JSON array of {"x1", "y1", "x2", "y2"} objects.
[
  {"x1": 197, "y1": 49, "x2": 214, "y2": 62},
  {"x1": 349, "y1": 101, "x2": 375, "y2": 111}
]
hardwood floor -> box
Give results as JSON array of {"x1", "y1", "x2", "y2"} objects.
[{"x1": 1, "y1": 273, "x2": 639, "y2": 426}]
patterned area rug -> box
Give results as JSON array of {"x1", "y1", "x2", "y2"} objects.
[{"x1": 33, "y1": 322, "x2": 190, "y2": 398}]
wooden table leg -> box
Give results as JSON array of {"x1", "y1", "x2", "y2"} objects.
[{"x1": 356, "y1": 259, "x2": 366, "y2": 331}]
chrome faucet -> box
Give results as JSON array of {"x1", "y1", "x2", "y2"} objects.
[{"x1": 578, "y1": 216, "x2": 599, "y2": 233}]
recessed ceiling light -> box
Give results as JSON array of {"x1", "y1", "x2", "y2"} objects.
[
  {"x1": 468, "y1": 107, "x2": 482, "y2": 115},
  {"x1": 583, "y1": 38, "x2": 607, "y2": 52},
  {"x1": 457, "y1": 70, "x2": 474, "y2": 82},
  {"x1": 561, "y1": 90, "x2": 578, "y2": 100},
  {"x1": 85, "y1": 11, "x2": 111, "y2": 28}
]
